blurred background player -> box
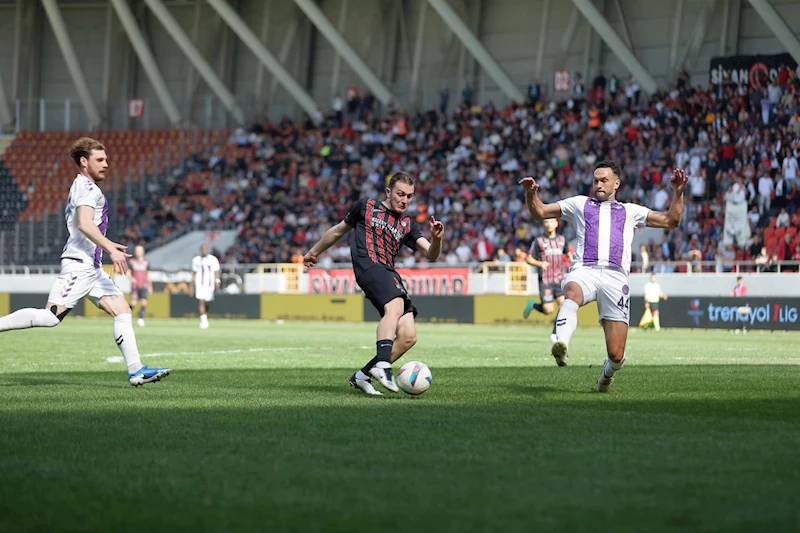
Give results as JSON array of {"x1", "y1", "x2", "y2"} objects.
[
  {"x1": 0, "y1": 138, "x2": 169, "y2": 386},
  {"x1": 523, "y1": 218, "x2": 571, "y2": 344},
  {"x1": 640, "y1": 273, "x2": 668, "y2": 331},
  {"x1": 731, "y1": 276, "x2": 747, "y2": 297},
  {"x1": 191, "y1": 244, "x2": 220, "y2": 329},
  {"x1": 127, "y1": 245, "x2": 151, "y2": 327},
  {"x1": 521, "y1": 161, "x2": 686, "y2": 392},
  {"x1": 303, "y1": 171, "x2": 445, "y2": 396}
]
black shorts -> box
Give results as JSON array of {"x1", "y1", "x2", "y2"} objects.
[
  {"x1": 357, "y1": 267, "x2": 417, "y2": 318},
  {"x1": 647, "y1": 301, "x2": 659, "y2": 312},
  {"x1": 539, "y1": 282, "x2": 564, "y2": 304},
  {"x1": 131, "y1": 288, "x2": 149, "y2": 301}
]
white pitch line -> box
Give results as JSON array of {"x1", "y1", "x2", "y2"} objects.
[{"x1": 105, "y1": 346, "x2": 316, "y2": 364}]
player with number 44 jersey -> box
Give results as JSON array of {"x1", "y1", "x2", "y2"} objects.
[{"x1": 520, "y1": 161, "x2": 687, "y2": 392}]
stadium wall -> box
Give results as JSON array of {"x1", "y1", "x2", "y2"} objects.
[
  {"x1": 0, "y1": 292, "x2": 601, "y2": 326},
  {"x1": 4, "y1": 291, "x2": 800, "y2": 330}
]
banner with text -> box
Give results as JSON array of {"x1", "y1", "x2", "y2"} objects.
[
  {"x1": 631, "y1": 297, "x2": 800, "y2": 330},
  {"x1": 308, "y1": 268, "x2": 469, "y2": 296},
  {"x1": 709, "y1": 53, "x2": 796, "y2": 87}
]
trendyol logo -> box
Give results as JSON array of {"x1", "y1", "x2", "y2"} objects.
[{"x1": 706, "y1": 302, "x2": 798, "y2": 325}]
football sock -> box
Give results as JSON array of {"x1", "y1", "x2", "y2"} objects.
[
  {"x1": 114, "y1": 314, "x2": 143, "y2": 374},
  {"x1": 555, "y1": 299, "x2": 579, "y2": 346},
  {"x1": 355, "y1": 370, "x2": 371, "y2": 381},
  {"x1": 0, "y1": 308, "x2": 60, "y2": 332},
  {"x1": 533, "y1": 302, "x2": 544, "y2": 314},
  {"x1": 138, "y1": 306, "x2": 146, "y2": 319},
  {"x1": 653, "y1": 315, "x2": 661, "y2": 331},
  {"x1": 362, "y1": 340, "x2": 394, "y2": 373},
  {"x1": 361, "y1": 357, "x2": 379, "y2": 374},
  {"x1": 200, "y1": 313, "x2": 207, "y2": 322},
  {"x1": 603, "y1": 355, "x2": 626, "y2": 378},
  {"x1": 375, "y1": 340, "x2": 393, "y2": 368}
]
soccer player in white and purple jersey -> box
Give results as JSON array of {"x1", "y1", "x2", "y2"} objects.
[
  {"x1": 520, "y1": 160, "x2": 687, "y2": 392},
  {"x1": 0, "y1": 138, "x2": 170, "y2": 387}
]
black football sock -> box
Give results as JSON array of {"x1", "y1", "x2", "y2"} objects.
[
  {"x1": 374, "y1": 339, "x2": 393, "y2": 368},
  {"x1": 533, "y1": 302, "x2": 544, "y2": 314},
  {"x1": 361, "y1": 357, "x2": 379, "y2": 375},
  {"x1": 138, "y1": 306, "x2": 146, "y2": 319}
]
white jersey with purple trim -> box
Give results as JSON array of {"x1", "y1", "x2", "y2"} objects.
[
  {"x1": 192, "y1": 254, "x2": 220, "y2": 291},
  {"x1": 61, "y1": 174, "x2": 109, "y2": 267},
  {"x1": 557, "y1": 195, "x2": 650, "y2": 275}
]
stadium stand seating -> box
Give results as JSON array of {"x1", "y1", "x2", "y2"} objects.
[{"x1": 1, "y1": 71, "x2": 798, "y2": 269}]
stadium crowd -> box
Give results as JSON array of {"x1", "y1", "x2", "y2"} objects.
[{"x1": 123, "y1": 65, "x2": 800, "y2": 272}]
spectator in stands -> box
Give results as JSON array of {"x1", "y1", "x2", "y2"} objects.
[
  {"x1": 757, "y1": 173, "x2": 773, "y2": 215},
  {"x1": 639, "y1": 244, "x2": 650, "y2": 273},
  {"x1": 777, "y1": 233, "x2": 794, "y2": 262},
  {"x1": 731, "y1": 276, "x2": 747, "y2": 297},
  {"x1": 748, "y1": 234, "x2": 763, "y2": 259},
  {"x1": 689, "y1": 171, "x2": 706, "y2": 205},
  {"x1": 783, "y1": 148, "x2": 798, "y2": 186},
  {"x1": 755, "y1": 247, "x2": 770, "y2": 272},
  {"x1": 774, "y1": 174, "x2": 790, "y2": 211},
  {"x1": 439, "y1": 88, "x2": 449, "y2": 115},
  {"x1": 747, "y1": 205, "x2": 760, "y2": 230},
  {"x1": 474, "y1": 236, "x2": 494, "y2": 262},
  {"x1": 776, "y1": 208, "x2": 790, "y2": 228}
]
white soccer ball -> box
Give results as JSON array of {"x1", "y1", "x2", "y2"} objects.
[{"x1": 397, "y1": 361, "x2": 432, "y2": 396}]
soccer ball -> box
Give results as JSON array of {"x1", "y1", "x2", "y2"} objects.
[{"x1": 397, "y1": 361, "x2": 432, "y2": 396}]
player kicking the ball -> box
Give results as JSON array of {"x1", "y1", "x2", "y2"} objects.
[
  {"x1": 521, "y1": 161, "x2": 686, "y2": 392},
  {"x1": 0, "y1": 138, "x2": 170, "y2": 386},
  {"x1": 304, "y1": 171, "x2": 445, "y2": 396}
]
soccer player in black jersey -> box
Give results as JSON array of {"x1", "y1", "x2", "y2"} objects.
[
  {"x1": 523, "y1": 218, "x2": 571, "y2": 344},
  {"x1": 304, "y1": 172, "x2": 445, "y2": 395}
]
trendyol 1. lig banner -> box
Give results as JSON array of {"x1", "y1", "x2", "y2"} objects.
[
  {"x1": 631, "y1": 297, "x2": 800, "y2": 330},
  {"x1": 709, "y1": 53, "x2": 796, "y2": 87},
  {"x1": 308, "y1": 268, "x2": 469, "y2": 296}
]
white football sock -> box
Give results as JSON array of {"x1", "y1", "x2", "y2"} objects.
[
  {"x1": 355, "y1": 370, "x2": 370, "y2": 381},
  {"x1": 555, "y1": 299, "x2": 580, "y2": 346},
  {"x1": 0, "y1": 308, "x2": 60, "y2": 332},
  {"x1": 603, "y1": 355, "x2": 626, "y2": 377},
  {"x1": 375, "y1": 361, "x2": 391, "y2": 369},
  {"x1": 114, "y1": 314, "x2": 143, "y2": 373}
]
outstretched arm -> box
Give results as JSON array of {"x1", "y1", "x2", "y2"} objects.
[
  {"x1": 415, "y1": 217, "x2": 445, "y2": 261},
  {"x1": 303, "y1": 222, "x2": 352, "y2": 267},
  {"x1": 519, "y1": 177, "x2": 562, "y2": 220},
  {"x1": 647, "y1": 169, "x2": 687, "y2": 229}
]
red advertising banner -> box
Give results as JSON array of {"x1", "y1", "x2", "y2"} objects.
[{"x1": 308, "y1": 268, "x2": 469, "y2": 295}]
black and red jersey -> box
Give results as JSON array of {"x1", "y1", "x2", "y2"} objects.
[
  {"x1": 343, "y1": 197, "x2": 423, "y2": 278},
  {"x1": 529, "y1": 234, "x2": 569, "y2": 285}
]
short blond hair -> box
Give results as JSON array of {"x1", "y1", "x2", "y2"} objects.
[{"x1": 69, "y1": 137, "x2": 106, "y2": 168}]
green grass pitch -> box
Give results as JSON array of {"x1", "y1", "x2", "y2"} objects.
[{"x1": 1, "y1": 319, "x2": 799, "y2": 532}]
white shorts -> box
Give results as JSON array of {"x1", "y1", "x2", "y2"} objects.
[
  {"x1": 562, "y1": 267, "x2": 631, "y2": 324},
  {"x1": 194, "y1": 286, "x2": 215, "y2": 302},
  {"x1": 48, "y1": 260, "x2": 123, "y2": 309}
]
